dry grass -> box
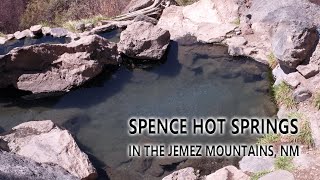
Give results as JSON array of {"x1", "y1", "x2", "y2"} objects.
[
  {"x1": 19, "y1": 0, "x2": 128, "y2": 30},
  {"x1": 275, "y1": 156, "x2": 294, "y2": 171},
  {"x1": 272, "y1": 82, "x2": 296, "y2": 109},
  {"x1": 176, "y1": 0, "x2": 199, "y2": 6},
  {"x1": 313, "y1": 92, "x2": 320, "y2": 109},
  {"x1": 267, "y1": 52, "x2": 278, "y2": 69}
]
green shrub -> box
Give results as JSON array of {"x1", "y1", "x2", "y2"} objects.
[
  {"x1": 232, "y1": 18, "x2": 241, "y2": 26},
  {"x1": 267, "y1": 52, "x2": 278, "y2": 69},
  {"x1": 251, "y1": 170, "x2": 271, "y2": 180},
  {"x1": 257, "y1": 133, "x2": 281, "y2": 145},
  {"x1": 273, "y1": 82, "x2": 296, "y2": 109},
  {"x1": 287, "y1": 112, "x2": 314, "y2": 147},
  {"x1": 275, "y1": 156, "x2": 294, "y2": 171}
]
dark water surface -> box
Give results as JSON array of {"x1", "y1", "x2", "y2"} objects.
[
  {"x1": 0, "y1": 41, "x2": 276, "y2": 179},
  {"x1": 0, "y1": 36, "x2": 71, "y2": 55}
]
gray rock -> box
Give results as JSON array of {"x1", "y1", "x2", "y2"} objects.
[
  {"x1": 134, "y1": 14, "x2": 158, "y2": 25},
  {"x1": 75, "y1": 22, "x2": 85, "y2": 32},
  {"x1": 0, "y1": 35, "x2": 119, "y2": 94},
  {"x1": 30, "y1": 25, "x2": 43, "y2": 35},
  {"x1": 42, "y1": 27, "x2": 51, "y2": 35},
  {"x1": 118, "y1": 21, "x2": 170, "y2": 60},
  {"x1": 196, "y1": 23, "x2": 236, "y2": 43},
  {"x1": 226, "y1": 36, "x2": 248, "y2": 56},
  {"x1": 259, "y1": 170, "x2": 294, "y2": 180},
  {"x1": 162, "y1": 167, "x2": 197, "y2": 180},
  {"x1": 272, "y1": 21, "x2": 319, "y2": 69},
  {"x1": 50, "y1": 28, "x2": 69, "y2": 37},
  {"x1": 205, "y1": 166, "x2": 249, "y2": 180},
  {"x1": 297, "y1": 64, "x2": 319, "y2": 78},
  {"x1": 239, "y1": 156, "x2": 275, "y2": 173},
  {"x1": 90, "y1": 23, "x2": 117, "y2": 34},
  {"x1": 85, "y1": 23, "x2": 94, "y2": 30},
  {"x1": 228, "y1": 45, "x2": 244, "y2": 56},
  {"x1": 0, "y1": 151, "x2": 78, "y2": 180},
  {"x1": 284, "y1": 72, "x2": 302, "y2": 88},
  {"x1": 293, "y1": 154, "x2": 317, "y2": 169},
  {"x1": 157, "y1": 0, "x2": 239, "y2": 42},
  {"x1": 6, "y1": 34, "x2": 14, "y2": 40},
  {"x1": 293, "y1": 87, "x2": 312, "y2": 102},
  {"x1": 122, "y1": 0, "x2": 154, "y2": 13},
  {"x1": 272, "y1": 65, "x2": 286, "y2": 86},
  {"x1": 0, "y1": 37, "x2": 6, "y2": 45},
  {"x1": 0, "y1": 139, "x2": 9, "y2": 152},
  {"x1": 13, "y1": 30, "x2": 31, "y2": 40},
  {"x1": 226, "y1": 36, "x2": 248, "y2": 47},
  {"x1": 0, "y1": 120, "x2": 97, "y2": 179}
]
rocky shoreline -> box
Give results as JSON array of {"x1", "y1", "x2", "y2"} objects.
[{"x1": 1, "y1": 0, "x2": 320, "y2": 179}]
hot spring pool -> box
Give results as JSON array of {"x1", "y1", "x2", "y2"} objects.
[{"x1": 0, "y1": 40, "x2": 277, "y2": 179}]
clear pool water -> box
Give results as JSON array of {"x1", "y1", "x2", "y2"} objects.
[{"x1": 0, "y1": 41, "x2": 276, "y2": 179}]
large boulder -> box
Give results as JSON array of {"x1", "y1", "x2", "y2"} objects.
[
  {"x1": 0, "y1": 35, "x2": 119, "y2": 94},
  {"x1": 272, "y1": 21, "x2": 319, "y2": 69},
  {"x1": 248, "y1": 0, "x2": 320, "y2": 34},
  {"x1": 157, "y1": 0, "x2": 239, "y2": 43},
  {"x1": 247, "y1": 0, "x2": 320, "y2": 68},
  {"x1": 0, "y1": 120, "x2": 97, "y2": 179},
  {"x1": 0, "y1": 151, "x2": 78, "y2": 180},
  {"x1": 118, "y1": 21, "x2": 170, "y2": 60}
]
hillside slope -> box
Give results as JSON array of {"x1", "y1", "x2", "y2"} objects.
[{"x1": 0, "y1": 0, "x2": 130, "y2": 33}]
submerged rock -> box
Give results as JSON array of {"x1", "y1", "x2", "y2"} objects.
[
  {"x1": 0, "y1": 35, "x2": 119, "y2": 95},
  {"x1": 0, "y1": 120, "x2": 97, "y2": 179},
  {"x1": 162, "y1": 167, "x2": 198, "y2": 180},
  {"x1": 0, "y1": 151, "x2": 78, "y2": 180},
  {"x1": 118, "y1": 21, "x2": 170, "y2": 60}
]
